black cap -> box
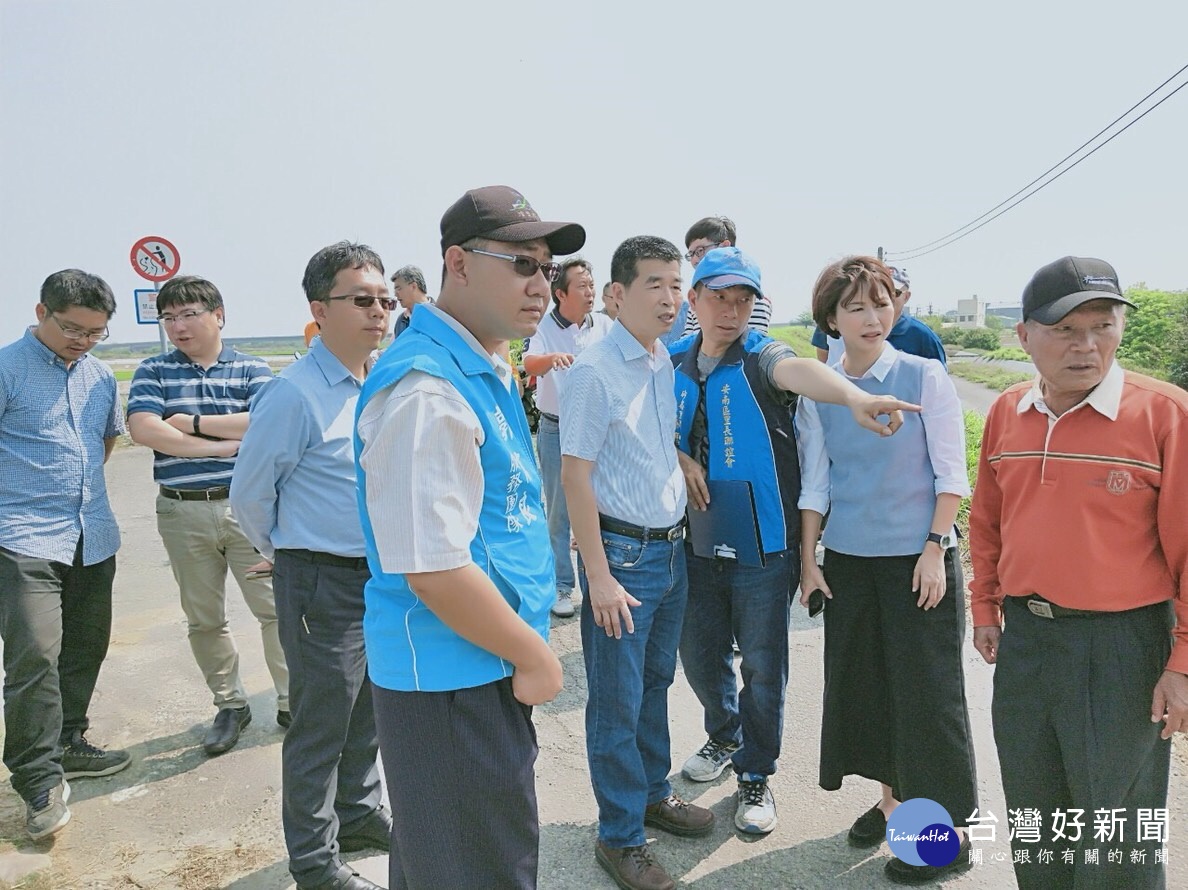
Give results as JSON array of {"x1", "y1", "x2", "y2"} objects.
[
  {"x1": 1022, "y1": 256, "x2": 1135, "y2": 324},
  {"x1": 440, "y1": 185, "x2": 586, "y2": 256}
]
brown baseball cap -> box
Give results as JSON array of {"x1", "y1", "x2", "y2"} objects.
[{"x1": 440, "y1": 185, "x2": 586, "y2": 256}]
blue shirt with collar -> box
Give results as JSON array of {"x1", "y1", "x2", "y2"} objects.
[
  {"x1": 229, "y1": 337, "x2": 368, "y2": 560},
  {"x1": 0, "y1": 328, "x2": 124, "y2": 564}
]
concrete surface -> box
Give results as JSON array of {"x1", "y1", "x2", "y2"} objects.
[{"x1": 1, "y1": 440, "x2": 1185, "y2": 889}]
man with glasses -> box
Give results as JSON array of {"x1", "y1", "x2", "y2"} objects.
[
  {"x1": 390, "y1": 264, "x2": 433, "y2": 339},
  {"x1": 127, "y1": 276, "x2": 288, "y2": 757},
  {"x1": 231, "y1": 243, "x2": 390, "y2": 890},
  {"x1": 662, "y1": 216, "x2": 773, "y2": 348},
  {"x1": 523, "y1": 257, "x2": 612, "y2": 618},
  {"x1": 356, "y1": 185, "x2": 575, "y2": 889},
  {"x1": 0, "y1": 269, "x2": 130, "y2": 841}
]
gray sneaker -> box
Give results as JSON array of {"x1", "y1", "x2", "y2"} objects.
[
  {"x1": 551, "y1": 589, "x2": 576, "y2": 618},
  {"x1": 62, "y1": 734, "x2": 132, "y2": 779},
  {"x1": 26, "y1": 780, "x2": 71, "y2": 840},
  {"x1": 681, "y1": 737, "x2": 740, "y2": 782}
]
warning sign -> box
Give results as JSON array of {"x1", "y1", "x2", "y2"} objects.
[{"x1": 130, "y1": 236, "x2": 180, "y2": 283}]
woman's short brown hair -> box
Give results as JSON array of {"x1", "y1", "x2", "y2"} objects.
[{"x1": 811, "y1": 256, "x2": 895, "y2": 338}]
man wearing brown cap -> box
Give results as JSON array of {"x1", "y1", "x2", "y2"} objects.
[
  {"x1": 355, "y1": 186, "x2": 576, "y2": 889},
  {"x1": 970, "y1": 256, "x2": 1188, "y2": 889}
]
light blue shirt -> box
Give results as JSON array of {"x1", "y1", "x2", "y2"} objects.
[
  {"x1": 561, "y1": 321, "x2": 686, "y2": 528},
  {"x1": 0, "y1": 329, "x2": 124, "y2": 564},
  {"x1": 230, "y1": 338, "x2": 367, "y2": 560}
]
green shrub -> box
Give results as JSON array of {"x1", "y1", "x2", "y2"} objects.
[{"x1": 961, "y1": 328, "x2": 1000, "y2": 351}]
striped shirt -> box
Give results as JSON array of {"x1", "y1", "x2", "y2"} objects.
[
  {"x1": 561, "y1": 320, "x2": 686, "y2": 528},
  {"x1": 0, "y1": 329, "x2": 124, "y2": 564},
  {"x1": 127, "y1": 344, "x2": 272, "y2": 488}
]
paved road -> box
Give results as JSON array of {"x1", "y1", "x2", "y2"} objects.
[{"x1": 1, "y1": 444, "x2": 1185, "y2": 889}]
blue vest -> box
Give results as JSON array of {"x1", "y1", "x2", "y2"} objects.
[
  {"x1": 672, "y1": 330, "x2": 801, "y2": 555},
  {"x1": 816, "y1": 352, "x2": 933, "y2": 557},
  {"x1": 354, "y1": 309, "x2": 554, "y2": 691}
]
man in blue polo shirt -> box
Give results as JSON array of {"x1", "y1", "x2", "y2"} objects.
[
  {"x1": 0, "y1": 269, "x2": 131, "y2": 841},
  {"x1": 127, "y1": 276, "x2": 288, "y2": 756},
  {"x1": 812, "y1": 266, "x2": 946, "y2": 365}
]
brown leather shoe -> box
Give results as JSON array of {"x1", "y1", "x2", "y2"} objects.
[
  {"x1": 595, "y1": 841, "x2": 675, "y2": 890},
  {"x1": 643, "y1": 793, "x2": 714, "y2": 837}
]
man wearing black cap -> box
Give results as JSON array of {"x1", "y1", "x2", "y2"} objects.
[
  {"x1": 355, "y1": 186, "x2": 578, "y2": 889},
  {"x1": 970, "y1": 256, "x2": 1188, "y2": 889}
]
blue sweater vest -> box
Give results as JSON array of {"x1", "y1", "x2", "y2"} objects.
[
  {"x1": 671, "y1": 330, "x2": 802, "y2": 555},
  {"x1": 354, "y1": 309, "x2": 554, "y2": 691},
  {"x1": 816, "y1": 352, "x2": 934, "y2": 557}
]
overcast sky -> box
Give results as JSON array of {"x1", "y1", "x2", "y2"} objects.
[{"x1": 2, "y1": 1, "x2": 1185, "y2": 346}]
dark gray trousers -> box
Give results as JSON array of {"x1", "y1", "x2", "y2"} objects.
[
  {"x1": 993, "y1": 596, "x2": 1173, "y2": 890},
  {"x1": 0, "y1": 541, "x2": 115, "y2": 802},
  {"x1": 373, "y1": 677, "x2": 539, "y2": 890},
  {"x1": 274, "y1": 549, "x2": 382, "y2": 886}
]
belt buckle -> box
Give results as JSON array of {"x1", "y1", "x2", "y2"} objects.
[
  {"x1": 1027, "y1": 599, "x2": 1055, "y2": 620},
  {"x1": 666, "y1": 524, "x2": 684, "y2": 542}
]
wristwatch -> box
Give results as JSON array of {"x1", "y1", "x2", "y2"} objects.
[{"x1": 926, "y1": 532, "x2": 953, "y2": 549}]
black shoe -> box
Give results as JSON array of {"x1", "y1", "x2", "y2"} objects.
[
  {"x1": 847, "y1": 803, "x2": 887, "y2": 848},
  {"x1": 296, "y1": 862, "x2": 384, "y2": 890},
  {"x1": 277, "y1": 709, "x2": 292, "y2": 729},
  {"x1": 203, "y1": 705, "x2": 252, "y2": 756},
  {"x1": 885, "y1": 835, "x2": 973, "y2": 885},
  {"x1": 339, "y1": 805, "x2": 392, "y2": 853}
]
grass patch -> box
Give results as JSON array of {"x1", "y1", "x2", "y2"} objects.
[
  {"x1": 768, "y1": 325, "x2": 816, "y2": 357},
  {"x1": 949, "y1": 363, "x2": 1032, "y2": 392},
  {"x1": 987, "y1": 347, "x2": 1029, "y2": 362},
  {"x1": 957, "y1": 409, "x2": 985, "y2": 536}
]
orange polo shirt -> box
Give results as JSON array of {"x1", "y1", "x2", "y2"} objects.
[{"x1": 969, "y1": 364, "x2": 1188, "y2": 674}]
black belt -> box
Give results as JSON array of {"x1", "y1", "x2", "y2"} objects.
[
  {"x1": 277, "y1": 548, "x2": 369, "y2": 572},
  {"x1": 1014, "y1": 594, "x2": 1104, "y2": 620},
  {"x1": 159, "y1": 485, "x2": 230, "y2": 501},
  {"x1": 598, "y1": 514, "x2": 686, "y2": 543},
  {"x1": 539, "y1": 412, "x2": 559, "y2": 423}
]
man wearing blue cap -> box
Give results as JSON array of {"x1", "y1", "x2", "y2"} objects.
[{"x1": 670, "y1": 248, "x2": 919, "y2": 835}]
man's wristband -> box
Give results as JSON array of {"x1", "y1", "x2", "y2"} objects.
[{"x1": 193, "y1": 414, "x2": 201, "y2": 436}]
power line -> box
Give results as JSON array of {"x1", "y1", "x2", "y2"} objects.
[{"x1": 885, "y1": 62, "x2": 1188, "y2": 261}]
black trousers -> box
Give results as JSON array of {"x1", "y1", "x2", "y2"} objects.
[
  {"x1": 819, "y1": 549, "x2": 978, "y2": 825},
  {"x1": 274, "y1": 550, "x2": 382, "y2": 885},
  {"x1": 373, "y1": 677, "x2": 539, "y2": 890},
  {"x1": 993, "y1": 596, "x2": 1172, "y2": 890},
  {"x1": 0, "y1": 540, "x2": 115, "y2": 802}
]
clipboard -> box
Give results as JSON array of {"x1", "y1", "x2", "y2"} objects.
[{"x1": 686, "y1": 479, "x2": 765, "y2": 567}]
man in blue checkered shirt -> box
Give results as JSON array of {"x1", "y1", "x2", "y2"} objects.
[{"x1": 0, "y1": 269, "x2": 131, "y2": 841}]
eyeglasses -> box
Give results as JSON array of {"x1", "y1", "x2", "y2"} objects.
[
  {"x1": 158, "y1": 309, "x2": 211, "y2": 326},
  {"x1": 684, "y1": 242, "x2": 722, "y2": 263},
  {"x1": 50, "y1": 313, "x2": 109, "y2": 342},
  {"x1": 321, "y1": 295, "x2": 397, "y2": 310},
  {"x1": 463, "y1": 248, "x2": 561, "y2": 283}
]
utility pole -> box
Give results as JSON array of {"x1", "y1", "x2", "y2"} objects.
[{"x1": 877, "y1": 246, "x2": 884, "y2": 261}]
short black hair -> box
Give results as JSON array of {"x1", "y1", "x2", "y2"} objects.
[
  {"x1": 391, "y1": 265, "x2": 427, "y2": 293},
  {"x1": 552, "y1": 257, "x2": 593, "y2": 303},
  {"x1": 302, "y1": 241, "x2": 385, "y2": 303},
  {"x1": 156, "y1": 275, "x2": 224, "y2": 313},
  {"x1": 39, "y1": 269, "x2": 116, "y2": 317},
  {"x1": 684, "y1": 216, "x2": 737, "y2": 249},
  {"x1": 610, "y1": 236, "x2": 681, "y2": 287}
]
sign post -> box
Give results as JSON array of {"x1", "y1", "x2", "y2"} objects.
[{"x1": 129, "y1": 236, "x2": 181, "y2": 353}]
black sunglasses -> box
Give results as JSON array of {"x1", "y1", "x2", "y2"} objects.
[
  {"x1": 322, "y1": 294, "x2": 397, "y2": 310},
  {"x1": 463, "y1": 248, "x2": 561, "y2": 283}
]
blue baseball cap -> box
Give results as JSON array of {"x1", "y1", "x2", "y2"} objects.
[{"x1": 691, "y1": 247, "x2": 763, "y2": 298}]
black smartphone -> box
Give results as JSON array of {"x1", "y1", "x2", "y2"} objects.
[{"x1": 808, "y1": 588, "x2": 825, "y2": 618}]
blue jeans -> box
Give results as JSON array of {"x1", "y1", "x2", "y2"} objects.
[
  {"x1": 579, "y1": 530, "x2": 688, "y2": 848},
  {"x1": 536, "y1": 416, "x2": 574, "y2": 592},
  {"x1": 680, "y1": 547, "x2": 796, "y2": 778}
]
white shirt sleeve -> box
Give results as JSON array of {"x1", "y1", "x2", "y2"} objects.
[
  {"x1": 560, "y1": 363, "x2": 611, "y2": 460},
  {"x1": 795, "y1": 396, "x2": 831, "y2": 515},
  {"x1": 356, "y1": 371, "x2": 485, "y2": 574},
  {"x1": 920, "y1": 361, "x2": 972, "y2": 498}
]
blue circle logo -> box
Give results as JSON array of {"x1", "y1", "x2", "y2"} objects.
[{"x1": 885, "y1": 798, "x2": 959, "y2": 867}]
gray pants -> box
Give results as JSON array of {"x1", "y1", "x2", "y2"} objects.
[
  {"x1": 274, "y1": 549, "x2": 382, "y2": 886},
  {"x1": 993, "y1": 597, "x2": 1172, "y2": 890},
  {"x1": 0, "y1": 541, "x2": 115, "y2": 801}
]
